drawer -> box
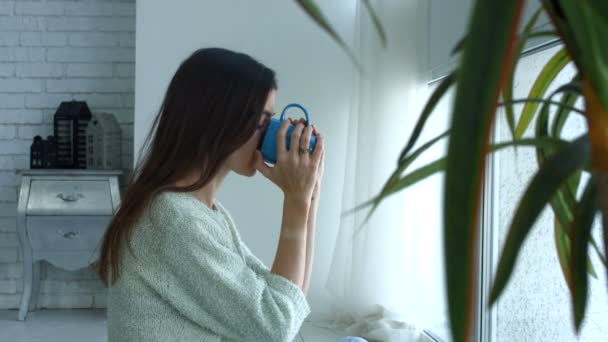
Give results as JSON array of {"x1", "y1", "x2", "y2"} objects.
[
  {"x1": 26, "y1": 180, "x2": 113, "y2": 216},
  {"x1": 26, "y1": 216, "x2": 111, "y2": 251}
]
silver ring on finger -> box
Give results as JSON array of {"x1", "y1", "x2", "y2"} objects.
[{"x1": 298, "y1": 147, "x2": 307, "y2": 155}]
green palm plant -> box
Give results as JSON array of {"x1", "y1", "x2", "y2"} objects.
[{"x1": 295, "y1": 0, "x2": 608, "y2": 341}]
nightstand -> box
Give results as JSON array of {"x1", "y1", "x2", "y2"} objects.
[{"x1": 15, "y1": 169, "x2": 122, "y2": 321}]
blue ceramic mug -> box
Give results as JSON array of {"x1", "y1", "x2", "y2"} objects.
[{"x1": 259, "y1": 103, "x2": 317, "y2": 164}]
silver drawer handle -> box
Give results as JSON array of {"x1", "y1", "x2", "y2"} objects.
[
  {"x1": 56, "y1": 193, "x2": 85, "y2": 202},
  {"x1": 61, "y1": 231, "x2": 80, "y2": 239}
]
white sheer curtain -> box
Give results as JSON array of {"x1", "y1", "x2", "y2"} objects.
[{"x1": 322, "y1": 1, "x2": 447, "y2": 341}]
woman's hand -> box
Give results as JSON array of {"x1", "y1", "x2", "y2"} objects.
[
  {"x1": 290, "y1": 118, "x2": 325, "y2": 202},
  {"x1": 255, "y1": 119, "x2": 324, "y2": 202},
  {"x1": 309, "y1": 123, "x2": 324, "y2": 201}
]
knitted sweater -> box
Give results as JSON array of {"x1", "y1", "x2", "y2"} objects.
[{"x1": 107, "y1": 191, "x2": 311, "y2": 341}]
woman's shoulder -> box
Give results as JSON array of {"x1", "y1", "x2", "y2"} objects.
[
  {"x1": 148, "y1": 191, "x2": 232, "y2": 239},
  {"x1": 153, "y1": 190, "x2": 215, "y2": 212}
]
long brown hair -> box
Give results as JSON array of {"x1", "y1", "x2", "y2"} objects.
[{"x1": 96, "y1": 48, "x2": 277, "y2": 286}]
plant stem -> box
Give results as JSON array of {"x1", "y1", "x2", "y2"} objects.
[{"x1": 582, "y1": 81, "x2": 608, "y2": 293}]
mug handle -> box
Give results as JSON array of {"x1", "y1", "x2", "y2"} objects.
[{"x1": 280, "y1": 103, "x2": 310, "y2": 126}]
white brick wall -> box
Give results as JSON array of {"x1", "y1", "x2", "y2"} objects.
[{"x1": 0, "y1": 0, "x2": 135, "y2": 310}]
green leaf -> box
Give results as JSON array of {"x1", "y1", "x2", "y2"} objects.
[
  {"x1": 532, "y1": 112, "x2": 598, "y2": 297},
  {"x1": 351, "y1": 158, "x2": 446, "y2": 230},
  {"x1": 552, "y1": 75, "x2": 582, "y2": 137},
  {"x1": 554, "y1": 218, "x2": 573, "y2": 290},
  {"x1": 590, "y1": 237, "x2": 607, "y2": 268},
  {"x1": 551, "y1": 93, "x2": 580, "y2": 136},
  {"x1": 397, "y1": 137, "x2": 564, "y2": 208},
  {"x1": 592, "y1": 239, "x2": 608, "y2": 269},
  {"x1": 365, "y1": 130, "x2": 449, "y2": 221},
  {"x1": 555, "y1": 1, "x2": 608, "y2": 111},
  {"x1": 506, "y1": 80, "x2": 592, "y2": 291},
  {"x1": 444, "y1": 1, "x2": 525, "y2": 339},
  {"x1": 553, "y1": 214, "x2": 597, "y2": 282},
  {"x1": 542, "y1": 1, "x2": 582, "y2": 76},
  {"x1": 451, "y1": 36, "x2": 466, "y2": 55},
  {"x1": 586, "y1": 0, "x2": 608, "y2": 26},
  {"x1": 383, "y1": 159, "x2": 446, "y2": 198},
  {"x1": 499, "y1": 98, "x2": 585, "y2": 116},
  {"x1": 537, "y1": 80, "x2": 584, "y2": 216},
  {"x1": 345, "y1": 136, "x2": 567, "y2": 217},
  {"x1": 361, "y1": 0, "x2": 387, "y2": 48},
  {"x1": 396, "y1": 130, "x2": 450, "y2": 178},
  {"x1": 398, "y1": 73, "x2": 455, "y2": 163},
  {"x1": 489, "y1": 134, "x2": 591, "y2": 305},
  {"x1": 504, "y1": 7, "x2": 543, "y2": 139},
  {"x1": 295, "y1": 0, "x2": 363, "y2": 72},
  {"x1": 552, "y1": 191, "x2": 575, "y2": 228},
  {"x1": 490, "y1": 137, "x2": 566, "y2": 152},
  {"x1": 353, "y1": 130, "x2": 450, "y2": 220},
  {"x1": 534, "y1": 85, "x2": 580, "y2": 289},
  {"x1": 514, "y1": 48, "x2": 571, "y2": 138},
  {"x1": 552, "y1": 80, "x2": 583, "y2": 96},
  {"x1": 587, "y1": 256, "x2": 598, "y2": 279},
  {"x1": 522, "y1": 30, "x2": 559, "y2": 40},
  {"x1": 570, "y1": 176, "x2": 599, "y2": 331}
]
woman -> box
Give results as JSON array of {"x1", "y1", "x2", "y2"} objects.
[{"x1": 96, "y1": 48, "x2": 325, "y2": 341}]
